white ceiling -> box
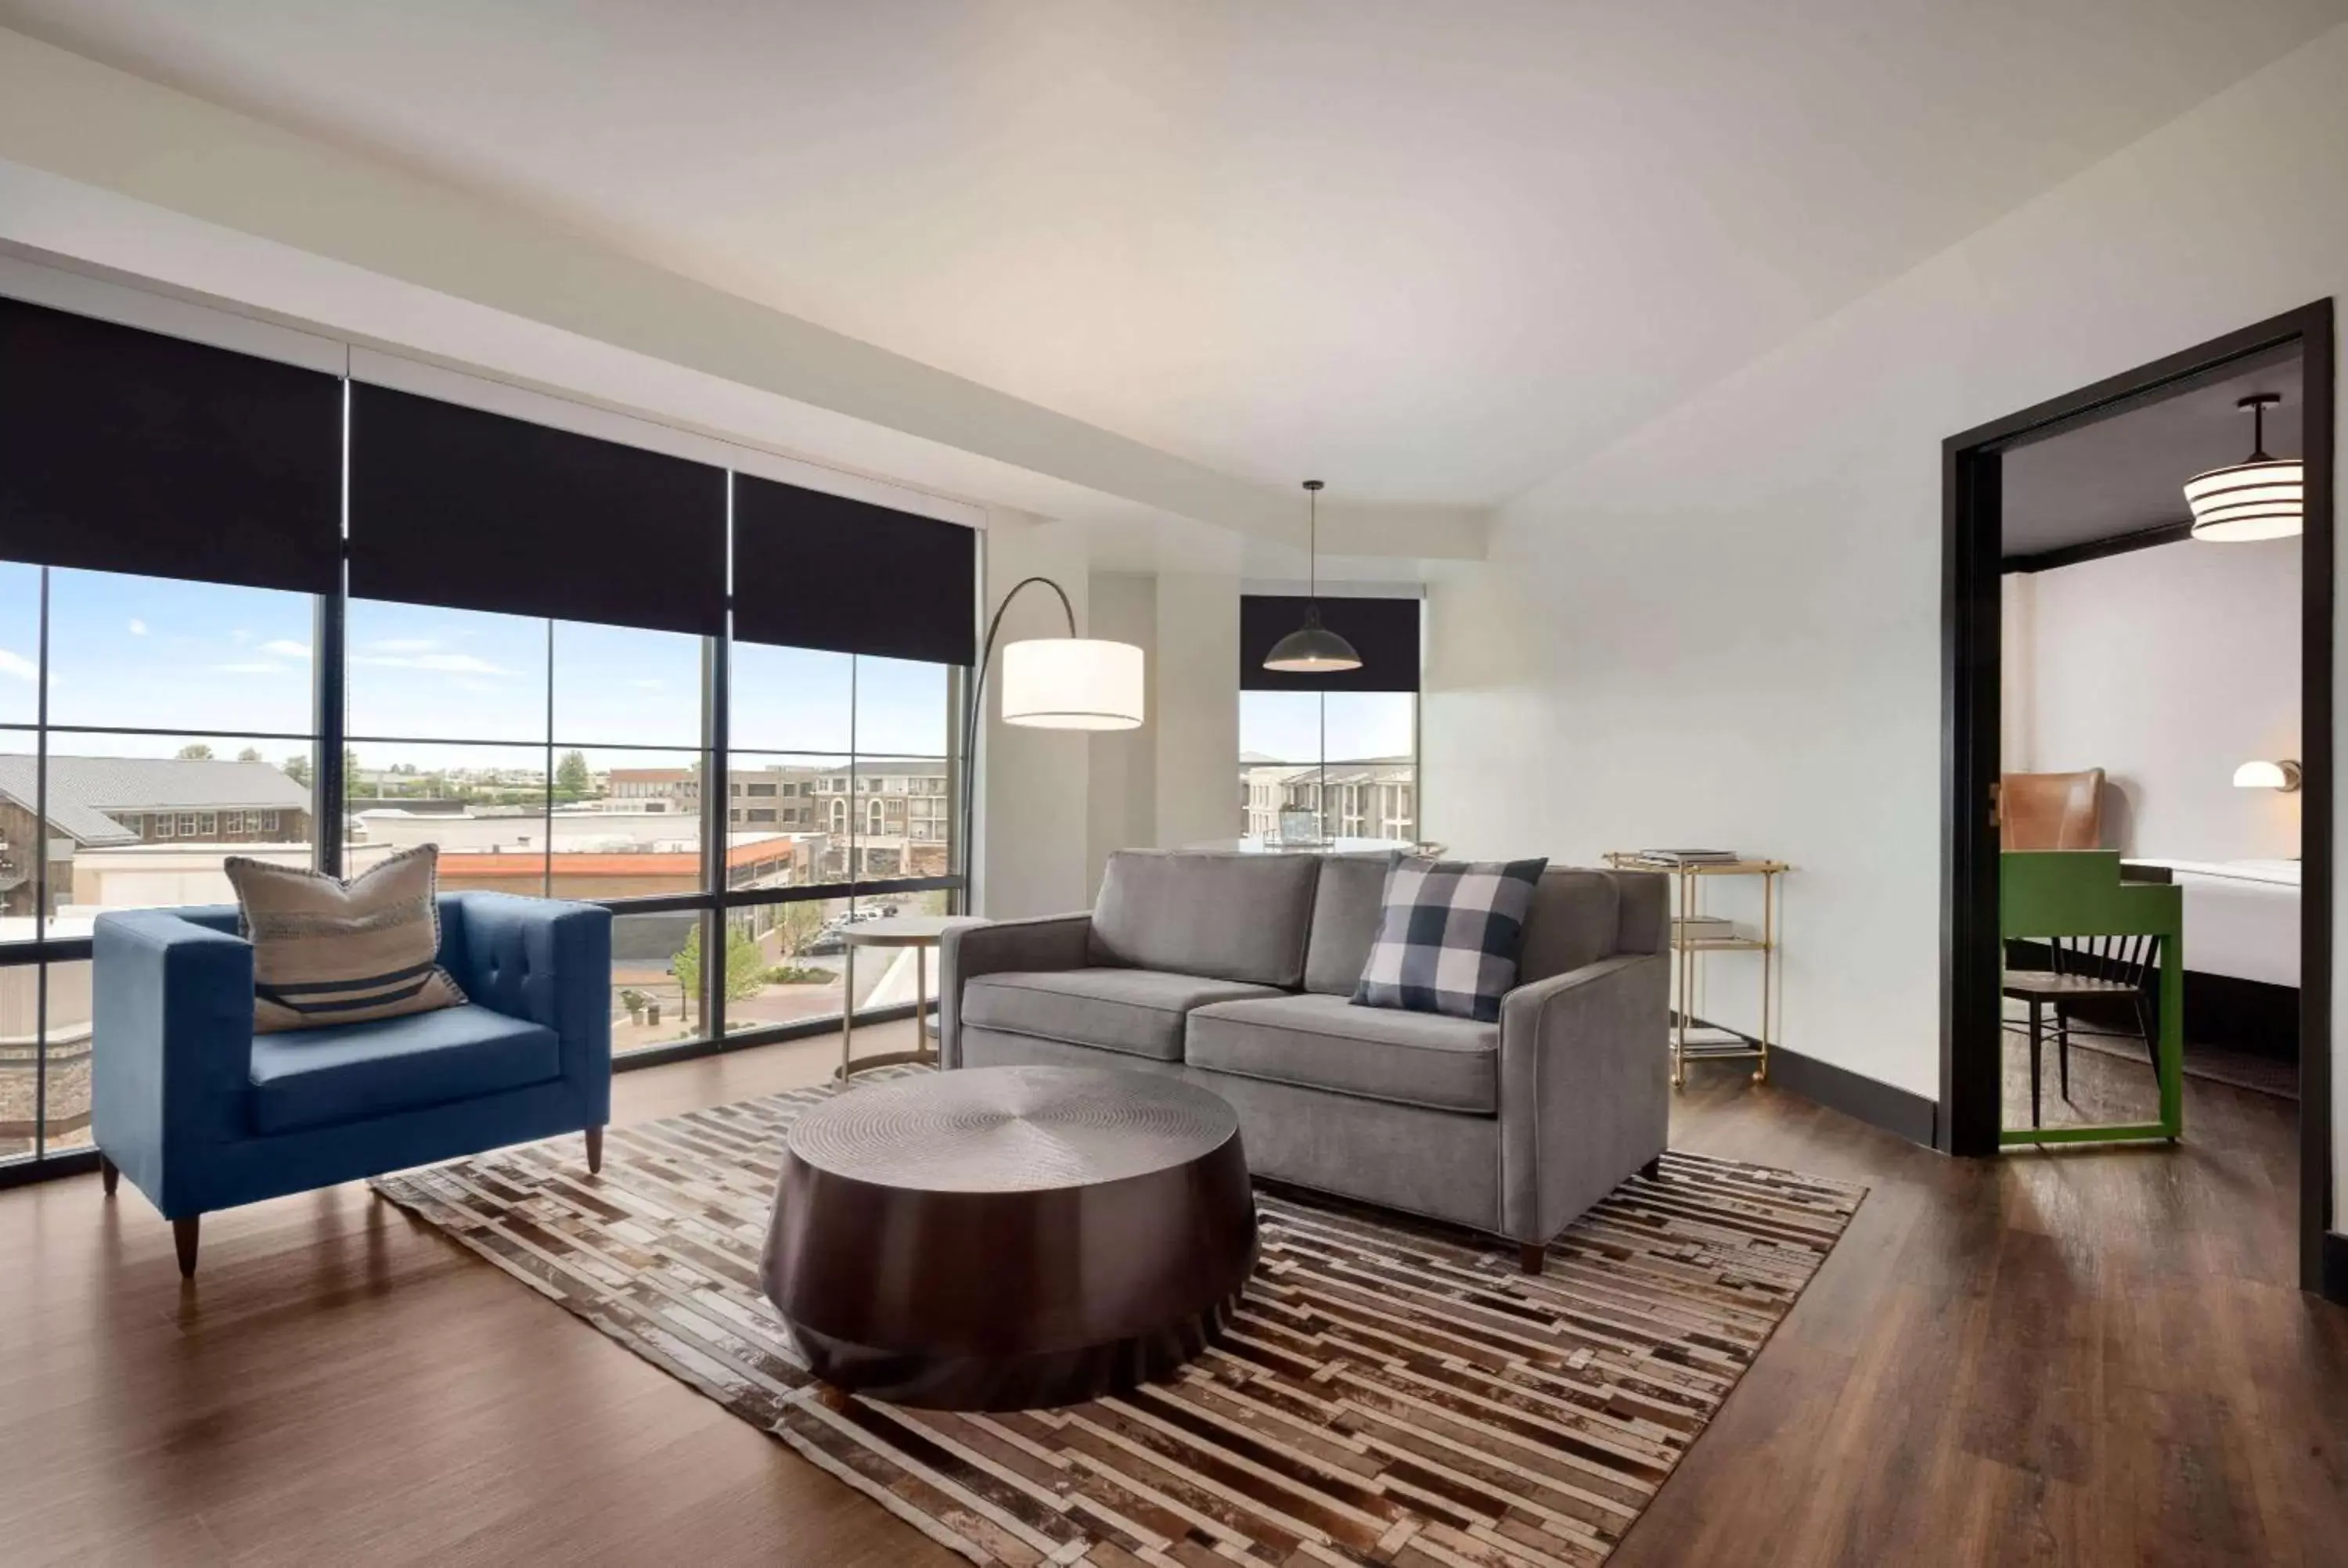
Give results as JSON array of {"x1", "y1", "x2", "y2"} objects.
[{"x1": 1, "y1": 0, "x2": 2342, "y2": 515}]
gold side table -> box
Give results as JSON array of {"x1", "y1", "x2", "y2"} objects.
[
  {"x1": 837, "y1": 915, "x2": 985, "y2": 1082},
  {"x1": 1604, "y1": 855, "x2": 1788, "y2": 1088}
]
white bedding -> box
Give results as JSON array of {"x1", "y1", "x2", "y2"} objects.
[{"x1": 2126, "y1": 857, "x2": 2300, "y2": 987}]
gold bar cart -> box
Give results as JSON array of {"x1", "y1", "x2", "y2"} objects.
[{"x1": 1604, "y1": 854, "x2": 1788, "y2": 1088}]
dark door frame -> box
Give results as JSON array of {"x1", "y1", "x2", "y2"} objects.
[{"x1": 1939, "y1": 300, "x2": 2336, "y2": 1296}]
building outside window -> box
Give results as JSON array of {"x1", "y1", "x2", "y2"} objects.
[{"x1": 1237, "y1": 689, "x2": 1417, "y2": 844}]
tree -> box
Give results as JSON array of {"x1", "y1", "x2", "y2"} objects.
[
  {"x1": 556, "y1": 750, "x2": 592, "y2": 797},
  {"x1": 236, "y1": 746, "x2": 263, "y2": 763},
  {"x1": 282, "y1": 753, "x2": 313, "y2": 787},
  {"x1": 175, "y1": 743, "x2": 214, "y2": 760},
  {"x1": 672, "y1": 922, "x2": 767, "y2": 1023},
  {"x1": 773, "y1": 900, "x2": 828, "y2": 958}
]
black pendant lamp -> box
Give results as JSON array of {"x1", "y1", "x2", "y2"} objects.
[{"x1": 1262, "y1": 480, "x2": 1363, "y2": 674}]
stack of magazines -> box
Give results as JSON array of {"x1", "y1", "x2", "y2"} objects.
[
  {"x1": 1673, "y1": 914, "x2": 1737, "y2": 941},
  {"x1": 1626, "y1": 848, "x2": 1740, "y2": 868}
]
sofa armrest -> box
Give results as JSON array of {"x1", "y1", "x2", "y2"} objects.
[
  {"x1": 448, "y1": 893, "x2": 613, "y2": 1107},
  {"x1": 938, "y1": 912, "x2": 1093, "y2": 1067},
  {"x1": 92, "y1": 909, "x2": 258, "y2": 1215},
  {"x1": 1496, "y1": 951, "x2": 1669, "y2": 1244}
]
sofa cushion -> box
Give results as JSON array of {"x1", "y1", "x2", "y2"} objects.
[
  {"x1": 1187, "y1": 993, "x2": 1500, "y2": 1114},
  {"x1": 247, "y1": 1002, "x2": 560, "y2": 1135},
  {"x1": 1089, "y1": 851, "x2": 1319, "y2": 986},
  {"x1": 961, "y1": 969, "x2": 1284, "y2": 1062},
  {"x1": 1518, "y1": 869, "x2": 1626, "y2": 985},
  {"x1": 1302, "y1": 853, "x2": 1393, "y2": 994}
]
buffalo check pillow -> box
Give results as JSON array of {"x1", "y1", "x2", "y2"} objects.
[{"x1": 1352, "y1": 851, "x2": 1550, "y2": 1022}]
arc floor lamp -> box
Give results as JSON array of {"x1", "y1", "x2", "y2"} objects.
[{"x1": 958, "y1": 576, "x2": 1145, "y2": 897}]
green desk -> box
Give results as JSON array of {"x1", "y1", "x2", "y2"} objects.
[{"x1": 2000, "y1": 851, "x2": 2183, "y2": 1145}]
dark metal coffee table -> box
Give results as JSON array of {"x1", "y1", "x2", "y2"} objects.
[{"x1": 761, "y1": 1065, "x2": 1255, "y2": 1410}]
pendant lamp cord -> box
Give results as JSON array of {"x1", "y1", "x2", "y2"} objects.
[{"x1": 2252, "y1": 398, "x2": 2269, "y2": 461}]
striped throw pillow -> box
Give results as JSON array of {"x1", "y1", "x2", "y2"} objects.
[{"x1": 226, "y1": 844, "x2": 467, "y2": 1034}]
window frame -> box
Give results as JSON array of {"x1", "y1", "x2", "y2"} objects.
[
  {"x1": 1237, "y1": 689, "x2": 1421, "y2": 846},
  {"x1": 0, "y1": 370, "x2": 972, "y2": 1182}
]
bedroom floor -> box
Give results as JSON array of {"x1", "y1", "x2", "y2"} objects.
[{"x1": 0, "y1": 1027, "x2": 2340, "y2": 1566}]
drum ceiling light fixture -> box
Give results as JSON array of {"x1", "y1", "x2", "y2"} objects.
[{"x1": 2185, "y1": 392, "x2": 2303, "y2": 541}]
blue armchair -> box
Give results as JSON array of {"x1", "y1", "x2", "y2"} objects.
[{"x1": 92, "y1": 892, "x2": 612, "y2": 1276}]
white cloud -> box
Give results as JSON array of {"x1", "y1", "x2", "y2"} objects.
[
  {"x1": 259, "y1": 639, "x2": 312, "y2": 660},
  {"x1": 364, "y1": 637, "x2": 444, "y2": 654},
  {"x1": 0, "y1": 649, "x2": 35, "y2": 682},
  {"x1": 352, "y1": 653, "x2": 515, "y2": 677},
  {"x1": 128, "y1": 618, "x2": 148, "y2": 636},
  {"x1": 212, "y1": 661, "x2": 293, "y2": 676}
]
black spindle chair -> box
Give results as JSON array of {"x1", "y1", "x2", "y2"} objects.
[{"x1": 2001, "y1": 932, "x2": 2163, "y2": 1127}]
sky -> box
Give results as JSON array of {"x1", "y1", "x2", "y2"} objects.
[
  {"x1": 0, "y1": 563, "x2": 1414, "y2": 774},
  {"x1": 1240, "y1": 689, "x2": 1417, "y2": 764},
  {"x1": 0, "y1": 563, "x2": 950, "y2": 771}
]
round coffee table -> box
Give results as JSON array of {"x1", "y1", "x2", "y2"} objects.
[{"x1": 762, "y1": 1066, "x2": 1256, "y2": 1410}]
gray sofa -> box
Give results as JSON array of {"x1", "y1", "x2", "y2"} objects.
[{"x1": 939, "y1": 850, "x2": 1669, "y2": 1270}]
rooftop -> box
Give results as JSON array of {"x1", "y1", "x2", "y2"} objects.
[{"x1": 0, "y1": 755, "x2": 311, "y2": 847}]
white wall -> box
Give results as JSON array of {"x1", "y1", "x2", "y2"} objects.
[
  {"x1": 1086, "y1": 571, "x2": 1158, "y2": 892},
  {"x1": 1082, "y1": 567, "x2": 1245, "y2": 890},
  {"x1": 1153, "y1": 572, "x2": 1244, "y2": 849},
  {"x1": 2007, "y1": 541, "x2": 2301, "y2": 861},
  {"x1": 1424, "y1": 19, "x2": 2348, "y2": 1217}
]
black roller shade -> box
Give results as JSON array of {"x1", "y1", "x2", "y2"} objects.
[
  {"x1": 1241, "y1": 595, "x2": 1421, "y2": 692},
  {"x1": 348, "y1": 382, "x2": 726, "y2": 635},
  {"x1": 733, "y1": 473, "x2": 976, "y2": 664},
  {"x1": 0, "y1": 294, "x2": 342, "y2": 594}
]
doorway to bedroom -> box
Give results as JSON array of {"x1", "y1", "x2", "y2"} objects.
[
  {"x1": 1941, "y1": 302, "x2": 2336, "y2": 1294},
  {"x1": 1999, "y1": 347, "x2": 2304, "y2": 1133}
]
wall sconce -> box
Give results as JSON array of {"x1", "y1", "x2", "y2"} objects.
[{"x1": 2232, "y1": 759, "x2": 2303, "y2": 793}]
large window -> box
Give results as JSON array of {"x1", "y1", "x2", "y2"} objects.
[
  {"x1": 0, "y1": 565, "x2": 322, "y2": 1165},
  {"x1": 1237, "y1": 594, "x2": 1421, "y2": 846},
  {"x1": 720, "y1": 646, "x2": 957, "y2": 1038},
  {"x1": 1238, "y1": 689, "x2": 1419, "y2": 844},
  {"x1": 0, "y1": 286, "x2": 977, "y2": 1174}
]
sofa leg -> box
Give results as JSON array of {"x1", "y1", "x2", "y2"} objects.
[
  {"x1": 1640, "y1": 1155, "x2": 1662, "y2": 1181},
  {"x1": 99, "y1": 1153, "x2": 119, "y2": 1197},
  {"x1": 172, "y1": 1216, "x2": 200, "y2": 1279},
  {"x1": 585, "y1": 1124, "x2": 604, "y2": 1175},
  {"x1": 1518, "y1": 1241, "x2": 1546, "y2": 1275}
]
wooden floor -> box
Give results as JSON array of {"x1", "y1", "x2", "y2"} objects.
[{"x1": 4, "y1": 1026, "x2": 2343, "y2": 1566}]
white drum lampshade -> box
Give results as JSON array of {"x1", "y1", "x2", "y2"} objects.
[
  {"x1": 999, "y1": 638, "x2": 1144, "y2": 730},
  {"x1": 2185, "y1": 460, "x2": 2303, "y2": 541},
  {"x1": 2186, "y1": 392, "x2": 2303, "y2": 541}
]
